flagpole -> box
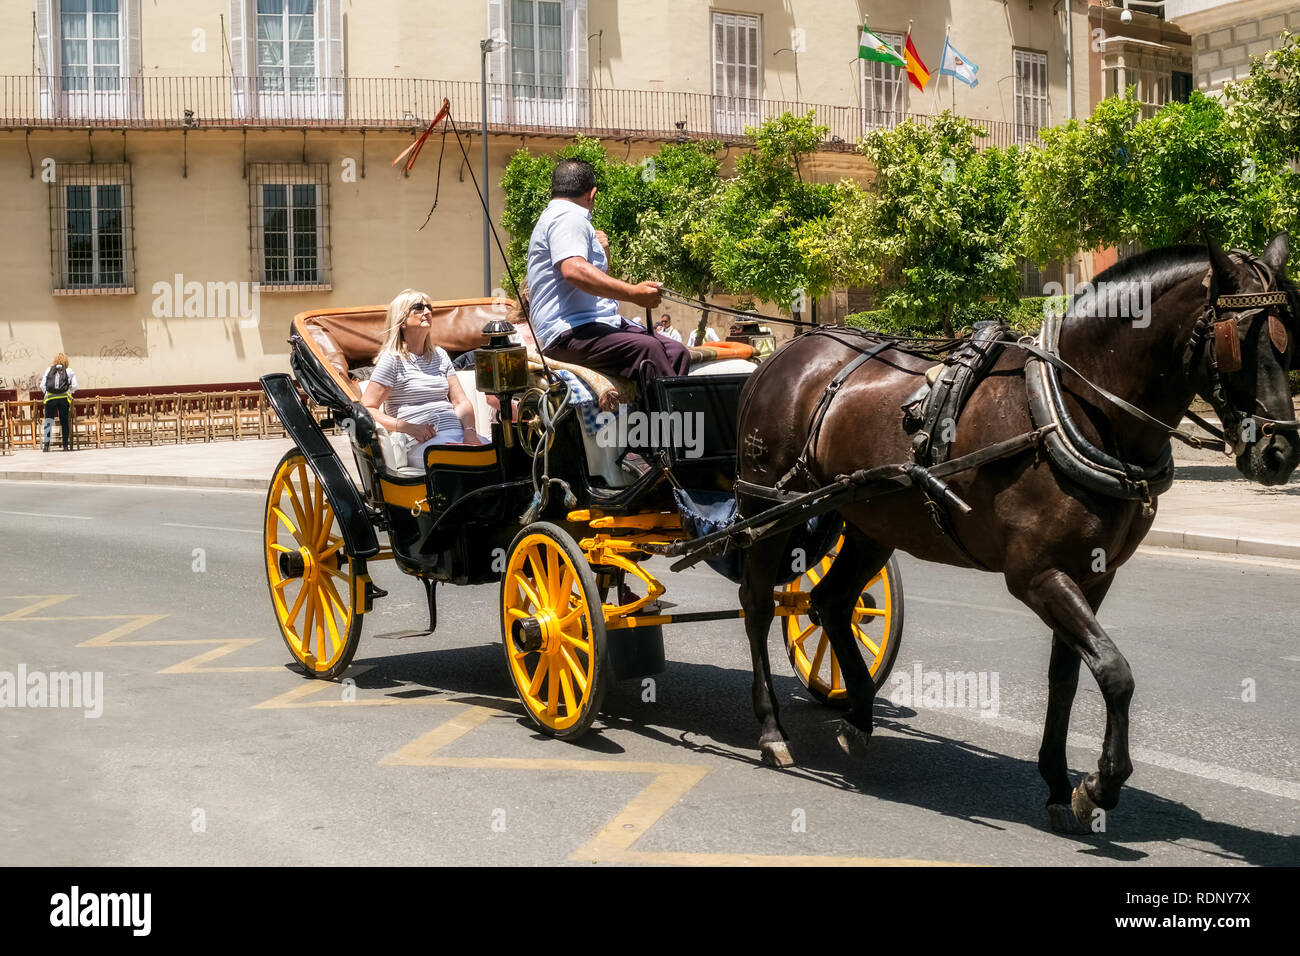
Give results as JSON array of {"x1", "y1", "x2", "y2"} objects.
[{"x1": 947, "y1": 26, "x2": 955, "y2": 114}]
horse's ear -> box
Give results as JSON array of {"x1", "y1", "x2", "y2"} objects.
[
  {"x1": 1262, "y1": 232, "x2": 1290, "y2": 275},
  {"x1": 1206, "y1": 233, "x2": 1249, "y2": 293}
]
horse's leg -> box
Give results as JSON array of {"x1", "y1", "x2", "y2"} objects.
[
  {"x1": 808, "y1": 523, "x2": 892, "y2": 757},
  {"x1": 739, "y1": 531, "x2": 795, "y2": 768},
  {"x1": 1023, "y1": 570, "x2": 1133, "y2": 831},
  {"x1": 1039, "y1": 574, "x2": 1113, "y2": 833}
]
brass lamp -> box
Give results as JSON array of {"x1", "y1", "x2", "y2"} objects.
[{"x1": 475, "y1": 319, "x2": 528, "y2": 395}]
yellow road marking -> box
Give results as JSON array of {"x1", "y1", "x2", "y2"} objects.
[{"x1": 1, "y1": 593, "x2": 277, "y2": 673}]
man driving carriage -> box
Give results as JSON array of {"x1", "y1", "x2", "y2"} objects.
[{"x1": 526, "y1": 159, "x2": 690, "y2": 384}]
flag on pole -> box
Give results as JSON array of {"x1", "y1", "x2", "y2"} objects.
[
  {"x1": 903, "y1": 30, "x2": 930, "y2": 91},
  {"x1": 939, "y1": 37, "x2": 980, "y2": 87},
  {"x1": 858, "y1": 26, "x2": 906, "y2": 67}
]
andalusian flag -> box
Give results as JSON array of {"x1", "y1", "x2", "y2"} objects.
[
  {"x1": 858, "y1": 27, "x2": 905, "y2": 67},
  {"x1": 904, "y1": 30, "x2": 930, "y2": 92}
]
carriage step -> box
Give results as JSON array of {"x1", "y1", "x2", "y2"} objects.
[{"x1": 365, "y1": 582, "x2": 389, "y2": 602}]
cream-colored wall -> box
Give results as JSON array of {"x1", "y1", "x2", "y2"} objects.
[
  {"x1": 3, "y1": 2, "x2": 1088, "y2": 124},
  {"x1": 0, "y1": 127, "x2": 695, "y2": 389}
]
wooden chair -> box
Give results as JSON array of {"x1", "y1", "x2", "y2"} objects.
[
  {"x1": 126, "y1": 396, "x2": 154, "y2": 445},
  {"x1": 261, "y1": 393, "x2": 286, "y2": 438},
  {"x1": 0, "y1": 401, "x2": 11, "y2": 454},
  {"x1": 235, "y1": 390, "x2": 264, "y2": 439},
  {"x1": 71, "y1": 398, "x2": 101, "y2": 449},
  {"x1": 99, "y1": 396, "x2": 130, "y2": 447},
  {"x1": 209, "y1": 392, "x2": 238, "y2": 441},
  {"x1": 10, "y1": 399, "x2": 42, "y2": 449},
  {"x1": 151, "y1": 394, "x2": 182, "y2": 444},
  {"x1": 180, "y1": 394, "x2": 210, "y2": 442}
]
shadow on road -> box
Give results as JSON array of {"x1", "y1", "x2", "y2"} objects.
[{"x1": 346, "y1": 644, "x2": 1299, "y2": 866}]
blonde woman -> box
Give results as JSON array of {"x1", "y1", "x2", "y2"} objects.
[
  {"x1": 40, "y1": 351, "x2": 78, "y2": 452},
  {"x1": 362, "y1": 289, "x2": 481, "y2": 469}
]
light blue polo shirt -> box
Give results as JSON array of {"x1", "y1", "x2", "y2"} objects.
[{"x1": 525, "y1": 198, "x2": 622, "y2": 350}]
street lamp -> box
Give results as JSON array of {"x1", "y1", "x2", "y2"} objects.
[{"x1": 481, "y1": 36, "x2": 508, "y2": 297}]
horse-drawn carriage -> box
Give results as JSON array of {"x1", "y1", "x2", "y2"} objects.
[{"x1": 259, "y1": 299, "x2": 904, "y2": 740}]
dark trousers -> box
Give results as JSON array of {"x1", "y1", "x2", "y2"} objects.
[
  {"x1": 43, "y1": 397, "x2": 71, "y2": 450},
  {"x1": 546, "y1": 320, "x2": 691, "y2": 382}
]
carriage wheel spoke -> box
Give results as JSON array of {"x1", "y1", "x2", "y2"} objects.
[
  {"x1": 546, "y1": 659, "x2": 559, "y2": 715},
  {"x1": 285, "y1": 581, "x2": 309, "y2": 630},
  {"x1": 830, "y1": 653, "x2": 841, "y2": 691},
  {"x1": 316, "y1": 502, "x2": 335, "y2": 551},
  {"x1": 269, "y1": 542, "x2": 293, "y2": 554},
  {"x1": 271, "y1": 506, "x2": 304, "y2": 545},
  {"x1": 858, "y1": 630, "x2": 881, "y2": 657},
  {"x1": 528, "y1": 656, "x2": 549, "y2": 698},
  {"x1": 560, "y1": 629, "x2": 590, "y2": 653},
  {"x1": 513, "y1": 573, "x2": 543, "y2": 612},
  {"x1": 559, "y1": 646, "x2": 588, "y2": 695},
  {"x1": 809, "y1": 633, "x2": 829, "y2": 680},
  {"x1": 547, "y1": 548, "x2": 561, "y2": 600},
  {"x1": 792, "y1": 623, "x2": 816, "y2": 648},
  {"x1": 284, "y1": 479, "x2": 309, "y2": 536},
  {"x1": 559, "y1": 666, "x2": 577, "y2": 715}
]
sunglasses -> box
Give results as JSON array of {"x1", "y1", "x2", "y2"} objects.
[{"x1": 409, "y1": 302, "x2": 432, "y2": 314}]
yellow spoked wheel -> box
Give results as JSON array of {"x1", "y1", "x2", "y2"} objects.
[
  {"x1": 783, "y1": 542, "x2": 903, "y2": 707},
  {"x1": 501, "y1": 522, "x2": 607, "y2": 739},
  {"x1": 264, "y1": 449, "x2": 366, "y2": 680}
]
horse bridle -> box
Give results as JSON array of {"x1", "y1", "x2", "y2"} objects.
[{"x1": 1183, "y1": 254, "x2": 1300, "y2": 455}]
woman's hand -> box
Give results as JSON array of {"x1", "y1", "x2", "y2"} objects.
[
  {"x1": 462, "y1": 430, "x2": 483, "y2": 445},
  {"x1": 598, "y1": 387, "x2": 619, "y2": 413},
  {"x1": 401, "y1": 421, "x2": 436, "y2": 442}
]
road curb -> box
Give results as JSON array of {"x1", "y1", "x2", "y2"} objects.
[
  {"x1": 1143, "y1": 528, "x2": 1300, "y2": 561},
  {"x1": 0, "y1": 470, "x2": 268, "y2": 491}
]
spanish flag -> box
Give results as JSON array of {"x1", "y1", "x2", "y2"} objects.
[{"x1": 904, "y1": 30, "x2": 930, "y2": 92}]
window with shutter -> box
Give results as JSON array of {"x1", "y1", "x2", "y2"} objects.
[
  {"x1": 1013, "y1": 48, "x2": 1048, "y2": 145},
  {"x1": 248, "y1": 164, "x2": 332, "y2": 290},
  {"x1": 494, "y1": 0, "x2": 586, "y2": 128},
  {"x1": 711, "y1": 12, "x2": 761, "y2": 137},
  {"x1": 861, "y1": 31, "x2": 907, "y2": 132},
  {"x1": 233, "y1": 0, "x2": 342, "y2": 121},
  {"x1": 47, "y1": 0, "x2": 140, "y2": 120}
]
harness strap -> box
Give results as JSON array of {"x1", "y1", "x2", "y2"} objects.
[{"x1": 774, "y1": 336, "x2": 894, "y2": 491}]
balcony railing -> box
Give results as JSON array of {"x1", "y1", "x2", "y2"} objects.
[{"x1": 0, "y1": 75, "x2": 1031, "y2": 150}]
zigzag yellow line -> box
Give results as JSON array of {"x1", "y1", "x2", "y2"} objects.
[
  {"x1": 259, "y1": 682, "x2": 965, "y2": 867},
  {"x1": 0, "y1": 594, "x2": 278, "y2": 674}
]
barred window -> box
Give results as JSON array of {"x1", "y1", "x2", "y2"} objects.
[
  {"x1": 247, "y1": 163, "x2": 331, "y2": 290},
  {"x1": 48, "y1": 163, "x2": 134, "y2": 294}
]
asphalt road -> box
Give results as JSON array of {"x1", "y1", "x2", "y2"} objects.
[{"x1": 1, "y1": 479, "x2": 1297, "y2": 866}]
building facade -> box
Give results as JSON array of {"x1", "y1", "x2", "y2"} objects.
[
  {"x1": 1165, "y1": 0, "x2": 1300, "y2": 92},
  {"x1": 0, "y1": 1, "x2": 1088, "y2": 390}
]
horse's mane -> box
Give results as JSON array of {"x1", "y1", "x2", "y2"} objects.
[{"x1": 1064, "y1": 245, "x2": 1209, "y2": 321}]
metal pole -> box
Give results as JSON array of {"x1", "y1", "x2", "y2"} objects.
[
  {"x1": 480, "y1": 41, "x2": 492, "y2": 297},
  {"x1": 1064, "y1": 0, "x2": 1075, "y2": 120}
]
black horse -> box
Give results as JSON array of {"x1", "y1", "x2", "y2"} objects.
[{"x1": 734, "y1": 234, "x2": 1298, "y2": 832}]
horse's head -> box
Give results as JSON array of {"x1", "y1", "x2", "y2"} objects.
[{"x1": 1199, "y1": 233, "x2": 1299, "y2": 486}]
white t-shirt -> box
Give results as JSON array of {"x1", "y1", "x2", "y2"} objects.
[{"x1": 687, "y1": 327, "x2": 720, "y2": 346}]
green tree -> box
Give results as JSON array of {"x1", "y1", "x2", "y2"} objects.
[
  {"x1": 819, "y1": 112, "x2": 1023, "y2": 337},
  {"x1": 686, "y1": 111, "x2": 838, "y2": 321}
]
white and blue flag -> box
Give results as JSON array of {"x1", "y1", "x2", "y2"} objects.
[{"x1": 939, "y1": 37, "x2": 979, "y2": 87}]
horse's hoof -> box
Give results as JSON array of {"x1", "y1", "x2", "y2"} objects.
[
  {"x1": 760, "y1": 740, "x2": 795, "y2": 768},
  {"x1": 1070, "y1": 783, "x2": 1102, "y2": 832},
  {"x1": 835, "y1": 719, "x2": 871, "y2": 758},
  {"x1": 1047, "y1": 802, "x2": 1090, "y2": 835}
]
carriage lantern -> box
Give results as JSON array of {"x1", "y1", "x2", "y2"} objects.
[
  {"x1": 727, "y1": 320, "x2": 776, "y2": 360},
  {"x1": 475, "y1": 319, "x2": 528, "y2": 395}
]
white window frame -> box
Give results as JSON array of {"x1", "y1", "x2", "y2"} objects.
[
  {"x1": 248, "y1": 164, "x2": 331, "y2": 291},
  {"x1": 36, "y1": 0, "x2": 141, "y2": 121},
  {"x1": 489, "y1": 0, "x2": 587, "y2": 129},
  {"x1": 711, "y1": 11, "x2": 762, "y2": 137},
  {"x1": 861, "y1": 30, "x2": 908, "y2": 133},
  {"x1": 1013, "y1": 48, "x2": 1049, "y2": 145},
  {"x1": 510, "y1": 0, "x2": 564, "y2": 101},
  {"x1": 230, "y1": 0, "x2": 343, "y2": 122},
  {"x1": 50, "y1": 164, "x2": 134, "y2": 295}
]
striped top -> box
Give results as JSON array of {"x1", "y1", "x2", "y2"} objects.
[{"x1": 370, "y1": 347, "x2": 464, "y2": 442}]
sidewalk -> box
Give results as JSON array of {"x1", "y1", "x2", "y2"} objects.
[{"x1": 1, "y1": 437, "x2": 1299, "y2": 560}]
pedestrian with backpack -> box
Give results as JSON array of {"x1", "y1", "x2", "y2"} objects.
[{"x1": 40, "y1": 352, "x2": 78, "y2": 452}]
